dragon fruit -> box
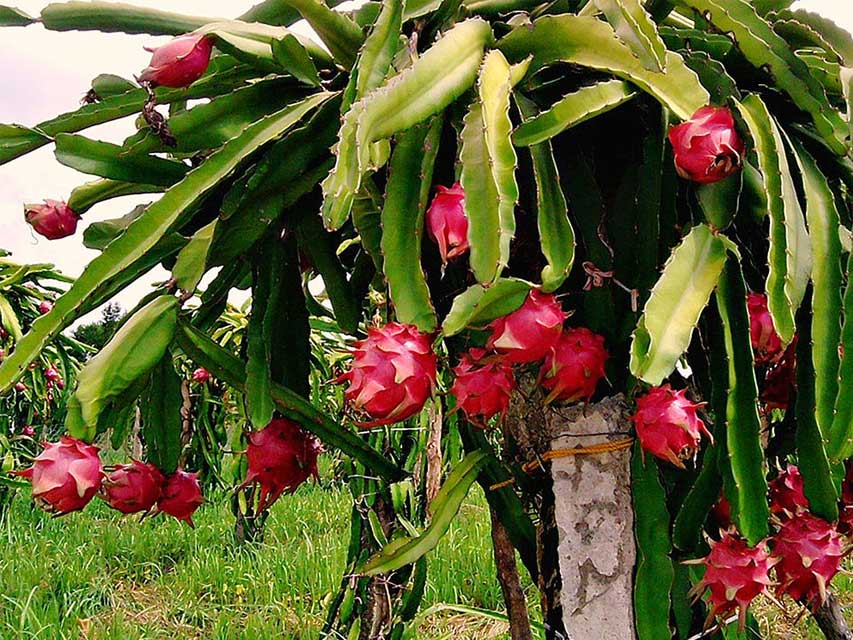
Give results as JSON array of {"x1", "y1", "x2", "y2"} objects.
[
  {"x1": 768, "y1": 465, "x2": 808, "y2": 520},
  {"x1": 338, "y1": 322, "x2": 437, "y2": 426},
  {"x1": 450, "y1": 349, "x2": 516, "y2": 425},
  {"x1": 486, "y1": 290, "x2": 565, "y2": 365},
  {"x1": 689, "y1": 533, "x2": 776, "y2": 629},
  {"x1": 24, "y1": 200, "x2": 79, "y2": 240},
  {"x1": 668, "y1": 106, "x2": 744, "y2": 184},
  {"x1": 710, "y1": 495, "x2": 733, "y2": 532},
  {"x1": 38, "y1": 300, "x2": 53, "y2": 315},
  {"x1": 139, "y1": 33, "x2": 213, "y2": 88},
  {"x1": 12, "y1": 436, "x2": 103, "y2": 514},
  {"x1": 157, "y1": 469, "x2": 203, "y2": 527},
  {"x1": 426, "y1": 183, "x2": 469, "y2": 265},
  {"x1": 761, "y1": 343, "x2": 796, "y2": 411},
  {"x1": 239, "y1": 418, "x2": 321, "y2": 512},
  {"x1": 100, "y1": 460, "x2": 164, "y2": 514},
  {"x1": 538, "y1": 327, "x2": 608, "y2": 403},
  {"x1": 747, "y1": 293, "x2": 784, "y2": 364},
  {"x1": 192, "y1": 367, "x2": 211, "y2": 384},
  {"x1": 772, "y1": 512, "x2": 844, "y2": 609},
  {"x1": 632, "y1": 385, "x2": 711, "y2": 468}
]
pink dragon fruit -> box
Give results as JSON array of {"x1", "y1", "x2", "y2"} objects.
[
  {"x1": 239, "y1": 418, "x2": 321, "y2": 512},
  {"x1": 689, "y1": 533, "x2": 776, "y2": 629},
  {"x1": 486, "y1": 290, "x2": 565, "y2": 365},
  {"x1": 157, "y1": 469, "x2": 203, "y2": 527},
  {"x1": 539, "y1": 327, "x2": 608, "y2": 403},
  {"x1": 769, "y1": 464, "x2": 809, "y2": 520},
  {"x1": 100, "y1": 460, "x2": 165, "y2": 514},
  {"x1": 632, "y1": 385, "x2": 711, "y2": 468},
  {"x1": 747, "y1": 293, "x2": 784, "y2": 364},
  {"x1": 338, "y1": 322, "x2": 437, "y2": 427},
  {"x1": 772, "y1": 512, "x2": 844, "y2": 609},
  {"x1": 12, "y1": 436, "x2": 103, "y2": 514},
  {"x1": 21, "y1": 425, "x2": 35, "y2": 437},
  {"x1": 426, "y1": 183, "x2": 469, "y2": 265},
  {"x1": 668, "y1": 106, "x2": 744, "y2": 184},
  {"x1": 38, "y1": 300, "x2": 53, "y2": 315},
  {"x1": 139, "y1": 33, "x2": 213, "y2": 88},
  {"x1": 192, "y1": 367, "x2": 211, "y2": 384},
  {"x1": 24, "y1": 200, "x2": 79, "y2": 240},
  {"x1": 450, "y1": 348, "x2": 516, "y2": 426}
]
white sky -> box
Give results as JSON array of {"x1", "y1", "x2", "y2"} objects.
[{"x1": 0, "y1": 0, "x2": 851, "y2": 323}]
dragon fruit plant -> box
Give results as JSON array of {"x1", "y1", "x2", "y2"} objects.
[{"x1": 4, "y1": 0, "x2": 853, "y2": 638}]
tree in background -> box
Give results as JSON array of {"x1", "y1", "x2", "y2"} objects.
[{"x1": 72, "y1": 302, "x2": 123, "y2": 350}]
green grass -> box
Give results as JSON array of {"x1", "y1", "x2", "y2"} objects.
[
  {"x1": 3, "y1": 479, "x2": 851, "y2": 640},
  {"x1": 0, "y1": 482, "x2": 524, "y2": 640}
]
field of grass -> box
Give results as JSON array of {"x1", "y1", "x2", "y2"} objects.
[
  {"x1": 1, "y1": 476, "x2": 851, "y2": 640},
  {"x1": 0, "y1": 479, "x2": 533, "y2": 640}
]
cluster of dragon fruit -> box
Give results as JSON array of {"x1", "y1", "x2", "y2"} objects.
[{"x1": 9, "y1": 30, "x2": 849, "y2": 629}]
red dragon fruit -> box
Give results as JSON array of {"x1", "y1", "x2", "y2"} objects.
[
  {"x1": 772, "y1": 512, "x2": 844, "y2": 609},
  {"x1": 769, "y1": 464, "x2": 808, "y2": 520},
  {"x1": 157, "y1": 469, "x2": 203, "y2": 527},
  {"x1": 632, "y1": 385, "x2": 711, "y2": 468},
  {"x1": 689, "y1": 533, "x2": 776, "y2": 629},
  {"x1": 486, "y1": 290, "x2": 565, "y2": 365},
  {"x1": 710, "y1": 495, "x2": 733, "y2": 532},
  {"x1": 338, "y1": 322, "x2": 437, "y2": 427},
  {"x1": 139, "y1": 33, "x2": 213, "y2": 88},
  {"x1": 100, "y1": 460, "x2": 165, "y2": 514},
  {"x1": 239, "y1": 418, "x2": 321, "y2": 512},
  {"x1": 38, "y1": 300, "x2": 53, "y2": 315},
  {"x1": 538, "y1": 327, "x2": 608, "y2": 403},
  {"x1": 450, "y1": 349, "x2": 516, "y2": 426},
  {"x1": 24, "y1": 200, "x2": 79, "y2": 240},
  {"x1": 21, "y1": 425, "x2": 35, "y2": 437},
  {"x1": 747, "y1": 293, "x2": 784, "y2": 364},
  {"x1": 668, "y1": 106, "x2": 744, "y2": 184},
  {"x1": 761, "y1": 345, "x2": 796, "y2": 411},
  {"x1": 12, "y1": 436, "x2": 103, "y2": 514},
  {"x1": 192, "y1": 367, "x2": 211, "y2": 384},
  {"x1": 426, "y1": 183, "x2": 469, "y2": 265}
]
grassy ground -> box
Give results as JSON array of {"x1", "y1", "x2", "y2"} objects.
[
  {"x1": 2, "y1": 478, "x2": 851, "y2": 640},
  {"x1": 0, "y1": 480, "x2": 533, "y2": 640}
]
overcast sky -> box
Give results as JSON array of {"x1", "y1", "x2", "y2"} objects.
[{"x1": 0, "y1": 0, "x2": 851, "y2": 323}]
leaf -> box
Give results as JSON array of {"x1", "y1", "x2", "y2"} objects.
[
  {"x1": 175, "y1": 319, "x2": 403, "y2": 482},
  {"x1": 789, "y1": 141, "x2": 842, "y2": 445},
  {"x1": 499, "y1": 15, "x2": 709, "y2": 120},
  {"x1": 172, "y1": 220, "x2": 217, "y2": 292},
  {"x1": 140, "y1": 353, "x2": 183, "y2": 473},
  {"x1": 0, "y1": 5, "x2": 34, "y2": 25},
  {"x1": 67, "y1": 179, "x2": 163, "y2": 214},
  {"x1": 122, "y1": 79, "x2": 309, "y2": 155},
  {"x1": 66, "y1": 296, "x2": 178, "y2": 443},
  {"x1": 0, "y1": 93, "x2": 330, "y2": 394},
  {"x1": 715, "y1": 257, "x2": 769, "y2": 545},
  {"x1": 355, "y1": 0, "x2": 404, "y2": 99},
  {"x1": 679, "y1": 0, "x2": 847, "y2": 155},
  {"x1": 461, "y1": 50, "x2": 524, "y2": 285},
  {"x1": 794, "y1": 291, "x2": 839, "y2": 521},
  {"x1": 776, "y1": 9, "x2": 853, "y2": 66},
  {"x1": 830, "y1": 252, "x2": 853, "y2": 462},
  {"x1": 593, "y1": 0, "x2": 668, "y2": 72},
  {"x1": 695, "y1": 171, "x2": 742, "y2": 231},
  {"x1": 0, "y1": 124, "x2": 51, "y2": 166},
  {"x1": 245, "y1": 243, "x2": 279, "y2": 429},
  {"x1": 630, "y1": 224, "x2": 727, "y2": 385},
  {"x1": 359, "y1": 450, "x2": 488, "y2": 576},
  {"x1": 40, "y1": 1, "x2": 219, "y2": 35},
  {"x1": 442, "y1": 278, "x2": 531, "y2": 336},
  {"x1": 381, "y1": 117, "x2": 442, "y2": 332},
  {"x1": 322, "y1": 18, "x2": 491, "y2": 229},
  {"x1": 632, "y1": 444, "x2": 673, "y2": 640},
  {"x1": 280, "y1": 0, "x2": 363, "y2": 68},
  {"x1": 516, "y1": 95, "x2": 575, "y2": 292},
  {"x1": 295, "y1": 210, "x2": 361, "y2": 335},
  {"x1": 512, "y1": 80, "x2": 637, "y2": 147},
  {"x1": 673, "y1": 443, "x2": 722, "y2": 551},
  {"x1": 733, "y1": 95, "x2": 811, "y2": 344},
  {"x1": 0, "y1": 294, "x2": 23, "y2": 341},
  {"x1": 272, "y1": 34, "x2": 321, "y2": 86},
  {"x1": 54, "y1": 134, "x2": 189, "y2": 186}
]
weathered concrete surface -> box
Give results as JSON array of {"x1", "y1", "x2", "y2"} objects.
[{"x1": 548, "y1": 397, "x2": 636, "y2": 640}]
